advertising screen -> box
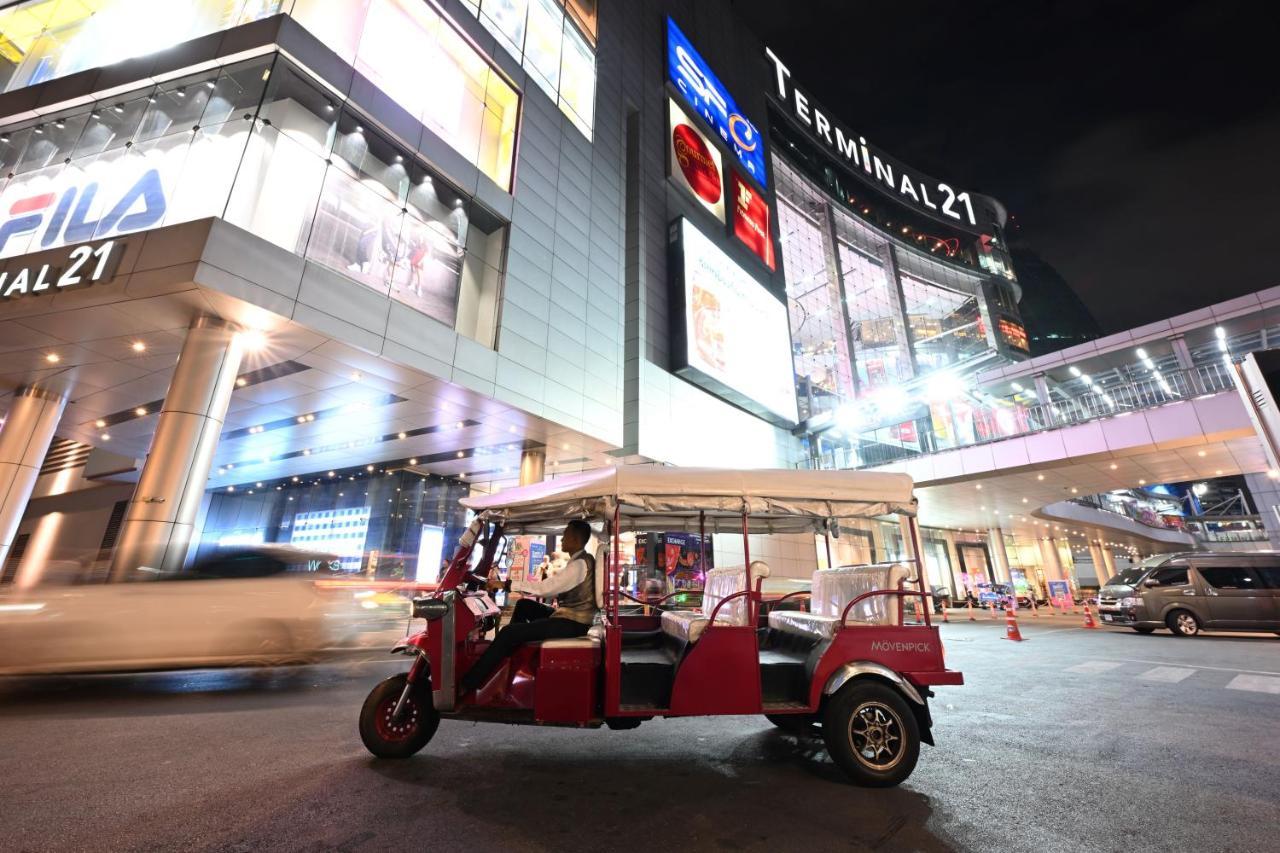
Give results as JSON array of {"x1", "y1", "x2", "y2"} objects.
[
  {"x1": 730, "y1": 170, "x2": 775, "y2": 269},
  {"x1": 671, "y1": 218, "x2": 798, "y2": 425},
  {"x1": 668, "y1": 99, "x2": 724, "y2": 222},
  {"x1": 289, "y1": 507, "x2": 372, "y2": 572},
  {"x1": 666, "y1": 17, "x2": 767, "y2": 188}
]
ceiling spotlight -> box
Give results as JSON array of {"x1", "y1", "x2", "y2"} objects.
[
  {"x1": 134, "y1": 407, "x2": 147, "y2": 417},
  {"x1": 409, "y1": 458, "x2": 418, "y2": 465},
  {"x1": 100, "y1": 432, "x2": 110, "y2": 441},
  {"x1": 366, "y1": 464, "x2": 374, "y2": 472},
  {"x1": 239, "y1": 329, "x2": 267, "y2": 351},
  {"x1": 45, "y1": 353, "x2": 60, "y2": 363},
  {"x1": 1036, "y1": 474, "x2": 1045, "y2": 481},
  {"x1": 398, "y1": 431, "x2": 407, "y2": 439},
  {"x1": 1197, "y1": 450, "x2": 1206, "y2": 457},
  {"x1": 131, "y1": 341, "x2": 146, "y2": 352},
  {"x1": 95, "y1": 419, "x2": 107, "y2": 428},
  {"x1": 1109, "y1": 463, "x2": 1117, "y2": 470},
  {"x1": 236, "y1": 377, "x2": 248, "y2": 387}
]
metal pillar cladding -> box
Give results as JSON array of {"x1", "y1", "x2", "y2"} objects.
[
  {"x1": 0, "y1": 386, "x2": 67, "y2": 568},
  {"x1": 518, "y1": 449, "x2": 545, "y2": 486},
  {"x1": 109, "y1": 317, "x2": 245, "y2": 577},
  {"x1": 1089, "y1": 539, "x2": 1110, "y2": 583},
  {"x1": 1100, "y1": 545, "x2": 1118, "y2": 579},
  {"x1": 1038, "y1": 536, "x2": 1066, "y2": 581},
  {"x1": 987, "y1": 527, "x2": 1012, "y2": 583}
]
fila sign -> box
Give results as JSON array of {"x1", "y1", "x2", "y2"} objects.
[{"x1": 0, "y1": 168, "x2": 166, "y2": 256}]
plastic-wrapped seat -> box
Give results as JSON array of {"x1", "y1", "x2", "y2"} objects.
[
  {"x1": 767, "y1": 563, "x2": 913, "y2": 643},
  {"x1": 660, "y1": 561, "x2": 771, "y2": 645}
]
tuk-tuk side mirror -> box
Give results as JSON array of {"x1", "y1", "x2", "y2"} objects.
[{"x1": 412, "y1": 597, "x2": 450, "y2": 621}]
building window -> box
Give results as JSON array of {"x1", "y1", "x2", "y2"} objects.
[
  {"x1": 0, "y1": 53, "x2": 505, "y2": 348},
  {"x1": 0, "y1": 0, "x2": 521, "y2": 190},
  {"x1": 461, "y1": 0, "x2": 596, "y2": 138},
  {"x1": 0, "y1": 0, "x2": 288, "y2": 94}
]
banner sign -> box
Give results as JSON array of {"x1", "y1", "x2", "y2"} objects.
[
  {"x1": 1047, "y1": 579, "x2": 1072, "y2": 608},
  {"x1": 667, "y1": 17, "x2": 767, "y2": 188},
  {"x1": 730, "y1": 170, "x2": 774, "y2": 270},
  {"x1": 669, "y1": 98, "x2": 725, "y2": 222},
  {"x1": 662, "y1": 531, "x2": 710, "y2": 590}
]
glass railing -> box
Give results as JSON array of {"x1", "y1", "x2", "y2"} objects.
[{"x1": 807, "y1": 361, "x2": 1239, "y2": 470}]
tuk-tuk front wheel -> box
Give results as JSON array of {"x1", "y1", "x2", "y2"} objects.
[
  {"x1": 822, "y1": 680, "x2": 920, "y2": 787},
  {"x1": 360, "y1": 673, "x2": 439, "y2": 758}
]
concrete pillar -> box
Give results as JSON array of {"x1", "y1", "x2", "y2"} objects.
[
  {"x1": 0, "y1": 386, "x2": 66, "y2": 569},
  {"x1": 1170, "y1": 334, "x2": 1202, "y2": 393},
  {"x1": 987, "y1": 527, "x2": 1011, "y2": 583},
  {"x1": 518, "y1": 449, "x2": 545, "y2": 486},
  {"x1": 1088, "y1": 540, "x2": 1109, "y2": 583},
  {"x1": 110, "y1": 317, "x2": 245, "y2": 576}
]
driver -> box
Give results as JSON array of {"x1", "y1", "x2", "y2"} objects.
[{"x1": 459, "y1": 520, "x2": 596, "y2": 694}]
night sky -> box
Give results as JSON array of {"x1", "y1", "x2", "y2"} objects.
[{"x1": 732, "y1": 0, "x2": 1278, "y2": 333}]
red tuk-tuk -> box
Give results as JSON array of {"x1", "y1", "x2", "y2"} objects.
[{"x1": 357, "y1": 467, "x2": 961, "y2": 787}]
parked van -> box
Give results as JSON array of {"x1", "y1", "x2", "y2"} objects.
[{"x1": 1097, "y1": 552, "x2": 1280, "y2": 636}]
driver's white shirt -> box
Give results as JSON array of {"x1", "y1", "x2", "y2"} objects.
[{"x1": 511, "y1": 549, "x2": 589, "y2": 599}]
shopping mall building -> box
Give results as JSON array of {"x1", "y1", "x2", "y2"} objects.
[{"x1": 0, "y1": 0, "x2": 1030, "y2": 587}]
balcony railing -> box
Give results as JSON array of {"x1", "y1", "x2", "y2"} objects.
[{"x1": 806, "y1": 361, "x2": 1238, "y2": 471}]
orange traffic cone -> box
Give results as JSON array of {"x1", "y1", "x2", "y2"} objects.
[
  {"x1": 966, "y1": 598, "x2": 976, "y2": 622},
  {"x1": 1082, "y1": 602, "x2": 1099, "y2": 629},
  {"x1": 1003, "y1": 606, "x2": 1025, "y2": 642},
  {"x1": 1029, "y1": 595, "x2": 1040, "y2": 617},
  {"x1": 940, "y1": 601, "x2": 950, "y2": 623},
  {"x1": 988, "y1": 601, "x2": 998, "y2": 620}
]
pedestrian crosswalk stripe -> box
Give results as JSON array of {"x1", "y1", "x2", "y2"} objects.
[
  {"x1": 1225, "y1": 674, "x2": 1280, "y2": 695},
  {"x1": 1065, "y1": 661, "x2": 1124, "y2": 674},
  {"x1": 1137, "y1": 666, "x2": 1195, "y2": 684}
]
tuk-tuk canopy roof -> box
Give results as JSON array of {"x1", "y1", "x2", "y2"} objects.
[{"x1": 459, "y1": 466, "x2": 916, "y2": 534}]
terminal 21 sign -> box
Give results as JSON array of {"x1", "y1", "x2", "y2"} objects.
[
  {"x1": 0, "y1": 240, "x2": 122, "y2": 299},
  {"x1": 764, "y1": 48, "x2": 998, "y2": 231},
  {"x1": 667, "y1": 17, "x2": 768, "y2": 188}
]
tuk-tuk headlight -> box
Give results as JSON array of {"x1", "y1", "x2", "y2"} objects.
[{"x1": 412, "y1": 596, "x2": 449, "y2": 621}]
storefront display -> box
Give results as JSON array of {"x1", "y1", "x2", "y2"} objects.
[{"x1": 661, "y1": 532, "x2": 711, "y2": 590}]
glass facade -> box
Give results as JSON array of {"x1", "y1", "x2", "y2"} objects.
[
  {"x1": 460, "y1": 0, "x2": 597, "y2": 138},
  {"x1": 0, "y1": 54, "x2": 505, "y2": 345},
  {"x1": 775, "y1": 155, "x2": 1009, "y2": 416},
  {"x1": 0, "y1": 0, "x2": 520, "y2": 189},
  {"x1": 195, "y1": 469, "x2": 471, "y2": 582}
]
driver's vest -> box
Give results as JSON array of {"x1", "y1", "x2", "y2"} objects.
[{"x1": 552, "y1": 551, "x2": 596, "y2": 625}]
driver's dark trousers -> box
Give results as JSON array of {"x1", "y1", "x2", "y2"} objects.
[{"x1": 459, "y1": 599, "x2": 589, "y2": 691}]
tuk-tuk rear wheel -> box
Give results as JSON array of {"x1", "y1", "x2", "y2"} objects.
[
  {"x1": 360, "y1": 673, "x2": 439, "y2": 758},
  {"x1": 822, "y1": 680, "x2": 920, "y2": 787}
]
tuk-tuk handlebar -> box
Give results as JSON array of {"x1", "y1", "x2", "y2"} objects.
[{"x1": 839, "y1": 588, "x2": 933, "y2": 628}]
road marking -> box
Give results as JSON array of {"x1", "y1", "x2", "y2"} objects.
[
  {"x1": 1137, "y1": 666, "x2": 1195, "y2": 684},
  {"x1": 1225, "y1": 674, "x2": 1280, "y2": 694},
  {"x1": 1065, "y1": 661, "x2": 1124, "y2": 674},
  {"x1": 1102, "y1": 658, "x2": 1280, "y2": 678}
]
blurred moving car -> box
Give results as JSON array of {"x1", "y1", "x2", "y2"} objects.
[{"x1": 0, "y1": 545, "x2": 364, "y2": 675}]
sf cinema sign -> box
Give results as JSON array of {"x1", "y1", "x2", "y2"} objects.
[{"x1": 0, "y1": 240, "x2": 121, "y2": 300}]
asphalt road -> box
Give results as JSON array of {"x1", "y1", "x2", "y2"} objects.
[{"x1": 1, "y1": 615, "x2": 1277, "y2": 853}]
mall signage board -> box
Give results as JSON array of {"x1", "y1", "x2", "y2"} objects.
[
  {"x1": 668, "y1": 99, "x2": 725, "y2": 222},
  {"x1": 669, "y1": 217, "x2": 798, "y2": 426},
  {"x1": 764, "y1": 47, "x2": 999, "y2": 231},
  {"x1": 667, "y1": 17, "x2": 768, "y2": 188},
  {"x1": 730, "y1": 170, "x2": 775, "y2": 270},
  {"x1": 0, "y1": 240, "x2": 122, "y2": 300}
]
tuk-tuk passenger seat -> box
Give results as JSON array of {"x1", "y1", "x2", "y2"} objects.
[
  {"x1": 660, "y1": 561, "x2": 770, "y2": 645},
  {"x1": 767, "y1": 563, "x2": 912, "y2": 644}
]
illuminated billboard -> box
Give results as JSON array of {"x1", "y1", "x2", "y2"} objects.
[
  {"x1": 666, "y1": 17, "x2": 767, "y2": 188},
  {"x1": 668, "y1": 98, "x2": 724, "y2": 222},
  {"x1": 670, "y1": 217, "x2": 797, "y2": 425},
  {"x1": 730, "y1": 170, "x2": 774, "y2": 270}
]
